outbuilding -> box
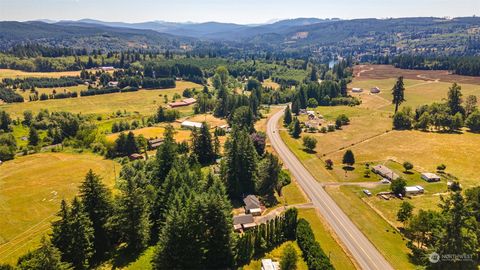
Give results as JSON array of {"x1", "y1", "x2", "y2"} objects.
[
  {"x1": 261, "y1": 259, "x2": 279, "y2": 270},
  {"x1": 421, "y1": 173, "x2": 441, "y2": 182},
  {"x1": 405, "y1": 186, "x2": 425, "y2": 195},
  {"x1": 233, "y1": 214, "x2": 256, "y2": 232},
  {"x1": 181, "y1": 121, "x2": 203, "y2": 129},
  {"x1": 372, "y1": 165, "x2": 400, "y2": 180}
]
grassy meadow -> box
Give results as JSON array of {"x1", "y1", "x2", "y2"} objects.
[
  {"x1": 0, "y1": 81, "x2": 202, "y2": 118},
  {"x1": 0, "y1": 152, "x2": 117, "y2": 264},
  {"x1": 0, "y1": 69, "x2": 81, "y2": 79}
]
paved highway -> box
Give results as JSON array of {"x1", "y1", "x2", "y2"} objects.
[{"x1": 267, "y1": 107, "x2": 394, "y2": 270}]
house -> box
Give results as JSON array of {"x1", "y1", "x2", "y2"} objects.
[
  {"x1": 370, "y1": 87, "x2": 381, "y2": 94},
  {"x1": 405, "y1": 186, "x2": 425, "y2": 196},
  {"x1": 148, "y1": 138, "x2": 164, "y2": 150},
  {"x1": 233, "y1": 214, "x2": 256, "y2": 232},
  {"x1": 168, "y1": 98, "x2": 197, "y2": 108},
  {"x1": 108, "y1": 81, "x2": 119, "y2": 87},
  {"x1": 352, "y1": 87, "x2": 363, "y2": 93},
  {"x1": 372, "y1": 165, "x2": 400, "y2": 180},
  {"x1": 261, "y1": 259, "x2": 279, "y2": 270},
  {"x1": 181, "y1": 121, "x2": 203, "y2": 129},
  {"x1": 421, "y1": 173, "x2": 441, "y2": 182},
  {"x1": 244, "y1": 195, "x2": 262, "y2": 216},
  {"x1": 129, "y1": 153, "x2": 144, "y2": 160}
]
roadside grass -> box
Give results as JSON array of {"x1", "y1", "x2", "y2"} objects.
[
  {"x1": 1, "y1": 81, "x2": 202, "y2": 118},
  {"x1": 0, "y1": 152, "x2": 117, "y2": 264},
  {"x1": 278, "y1": 180, "x2": 309, "y2": 206},
  {"x1": 298, "y1": 208, "x2": 357, "y2": 270},
  {"x1": 325, "y1": 185, "x2": 415, "y2": 270},
  {"x1": 0, "y1": 69, "x2": 81, "y2": 79}
]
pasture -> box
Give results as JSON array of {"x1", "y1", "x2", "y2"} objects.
[
  {"x1": 0, "y1": 152, "x2": 117, "y2": 264},
  {"x1": 0, "y1": 69, "x2": 81, "y2": 80},
  {"x1": 279, "y1": 65, "x2": 480, "y2": 268},
  {"x1": 0, "y1": 81, "x2": 202, "y2": 118}
]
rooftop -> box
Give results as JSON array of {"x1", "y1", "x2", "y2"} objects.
[{"x1": 233, "y1": 214, "x2": 254, "y2": 225}]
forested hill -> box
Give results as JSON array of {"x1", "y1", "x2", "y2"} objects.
[
  {"x1": 0, "y1": 21, "x2": 193, "y2": 52},
  {"x1": 1, "y1": 17, "x2": 480, "y2": 56}
]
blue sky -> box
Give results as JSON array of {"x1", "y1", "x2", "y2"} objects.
[{"x1": 1, "y1": 0, "x2": 479, "y2": 24}]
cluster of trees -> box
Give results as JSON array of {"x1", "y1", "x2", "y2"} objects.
[
  {"x1": 111, "y1": 131, "x2": 141, "y2": 157},
  {"x1": 235, "y1": 208, "x2": 298, "y2": 265},
  {"x1": 79, "y1": 87, "x2": 138, "y2": 97},
  {"x1": 391, "y1": 55, "x2": 480, "y2": 76},
  {"x1": 2, "y1": 76, "x2": 82, "y2": 90},
  {"x1": 0, "y1": 87, "x2": 24, "y2": 103},
  {"x1": 154, "y1": 107, "x2": 179, "y2": 123},
  {"x1": 0, "y1": 133, "x2": 17, "y2": 161},
  {"x1": 397, "y1": 189, "x2": 480, "y2": 268},
  {"x1": 393, "y1": 83, "x2": 480, "y2": 132},
  {"x1": 29, "y1": 90, "x2": 79, "y2": 102},
  {"x1": 111, "y1": 120, "x2": 141, "y2": 133}
]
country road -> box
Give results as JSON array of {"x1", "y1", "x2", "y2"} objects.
[{"x1": 266, "y1": 107, "x2": 394, "y2": 270}]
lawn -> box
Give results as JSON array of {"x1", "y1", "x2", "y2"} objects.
[
  {"x1": 243, "y1": 241, "x2": 308, "y2": 270},
  {"x1": 16, "y1": 85, "x2": 89, "y2": 100},
  {"x1": 0, "y1": 152, "x2": 117, "y2": 264},
  {"x1": 0, "y1": 81, "x2": 202, "y2": 118}
]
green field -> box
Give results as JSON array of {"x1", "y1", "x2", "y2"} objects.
[
  {"x1": 0, "y1": 81, "x2": 202, "y2": 118},
  {"x1": 0, "y1": 152, "x2": 117, "y2": 264}
]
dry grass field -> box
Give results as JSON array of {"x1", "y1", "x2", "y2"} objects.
[
  {"x1": 0, "y1": 81, "x2": 202, "y2": 118},
  {"x1": 0, "y1": 152, "x2": 117, "y2": 264},
  {"x1": 0, "y1": 69, "x2": 81, "y2": 80},
  {"x1": 279, "y1": 65, "x2": 480, "y2": 268}
]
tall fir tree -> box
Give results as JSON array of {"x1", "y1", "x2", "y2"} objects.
[
  {"x1": 291, "y1": 118, "x2": 302, "y2": 138},
  {"x1": 153, "y1": 125, "x2": 177, "y2": 186},
  {"x1": 191, "y1": 123, "x2": 215, "y2": 165},
  {"x1": 78, "y1": 170, "x2": 113, "y2": 261},
  {"x1": 16, "y1": 237, "x2": 72, "y2": 270},
  {"x1": 67, "y1": 198, "x2": 94, "y2": 270},
  {"x1": 392, "y1": 76, "x2": 406, "y2": 113}
]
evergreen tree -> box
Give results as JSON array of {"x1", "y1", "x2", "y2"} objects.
[
  {"x1": 342, "y1": 150, "x2": 355, "y2": 166},
  {"x1": 392, "y1": 76, "x2": 406, "y2": 113},
  {"x1": 153, "y1": 125, "x2": 177, "y2": 186},
  {"x1": 434, "y1": 192, "x2": 478, "y2": 269},
  {"x1": 291, "y1": 98, "x2": 300, "y2": 115},
  {"x1": 397, "y1": 201, "x2": 414, "y2": 226},
  {"x1": 66, "y1": 198, "x2": 94, "y2": 270},
  {"x1": 78, "y1": 170, "x2": 113, "y2": 261},
  {"x1": 17, "y1": 237, "x2": 72, "y2": 270},
  {"x1": 291, "y1": 118, "x2": 302, "y2": 138},
  {"x1": 125, "y1": 132, "x2": 138, "y2": 155},
  {"x1": 284, "y1": 106, "x2": 292, "y2": 126},
  {"x1": 191, "y1": 123, "x2": 215, "y2": 165},
  {"x1": 229, "y1": 106, "x2": 255, "y2": 133},
  {"x1": 0, "y1": 111, "x2": 12, "y2": 132},
  {"x1": 223, "y1": 128, "x2": 258, "y2": 199},
  {"x1": 51, "y1": 200, "x2": 71, "y2": 263},
  {"x1": 113, "y1": 168, "x2": 151, "y2": 252},
  {"x1": 447, "y1": 83, "x2": 464, "y2": 115}
]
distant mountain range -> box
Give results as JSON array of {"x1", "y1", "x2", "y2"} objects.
[{"x1": 1, "y1": 17, "x2": 479, "y2": 54}]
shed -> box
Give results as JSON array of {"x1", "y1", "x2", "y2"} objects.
[
  {"x1": 148, "y1": 138, "x2": 164, "y2": 150},
  {"x1": 168, "y1": 98, "x2": 197, "y2": 108},
  {"x1": 421, "y1": 173, "x2": 441, "y2": 182},
  {"x1": 233, "y1": 214, "x2": 256, "y2": 231},
  {"x1": 181, "y1": 121, "x2": 203, "y2": 129},
  {"x1": 405, "y1": 186, "x2": 425, "y2": 195},
  {"x1": 372, "y1": 165, "x2": 400, "y2": 180}
]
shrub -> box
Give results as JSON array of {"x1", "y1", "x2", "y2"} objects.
[{"x1": 296, "y1": 219, "x2": 333, "y2": 270}]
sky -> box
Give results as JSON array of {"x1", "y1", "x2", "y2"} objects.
[{"x1": 1, "y1": 0, "x2": 479, "y2": 24}]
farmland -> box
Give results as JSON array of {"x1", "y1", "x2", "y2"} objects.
[
  {"x1": 0, "y1": 152, "x2": 117, "y2": 264},
  {"x1": 0, "y1": 81, "x2": 202, "y2": 118},
  {"x1": 279, "y1": 65, "x2": 480, "y2": 268}
]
